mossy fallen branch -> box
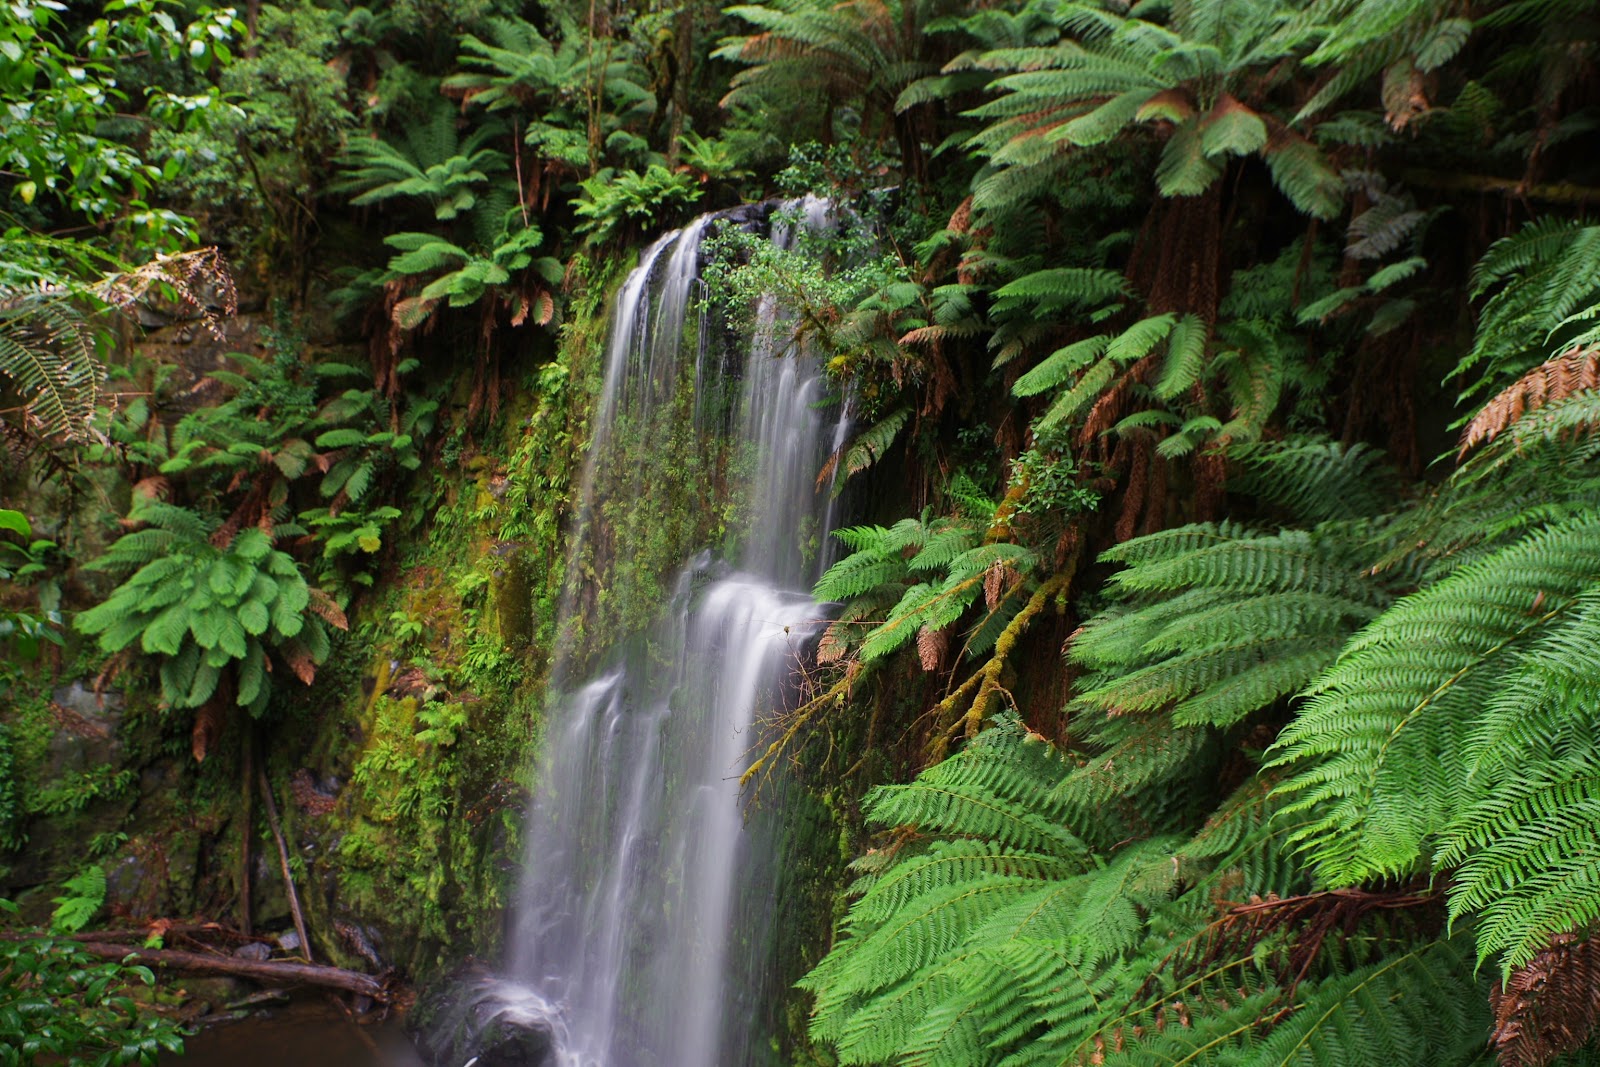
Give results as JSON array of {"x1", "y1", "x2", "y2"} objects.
[{"x1": 74, "y1": 943, "x2": 390, "y2": 1000}]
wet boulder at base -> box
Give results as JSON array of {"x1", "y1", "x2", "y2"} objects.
[{"x1": 410, "y1": 967, "x2": 558, "y2": 1067}]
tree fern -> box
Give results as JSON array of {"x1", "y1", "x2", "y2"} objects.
[
  {"x1": 334, "y1": 111, "x2": 509, "y2": 221},
  {"x1": 962, "y1": 0, "x2": 1342, "y2": 220},
  {"x1": 1420, "y1": 587, "x2": 1600, "y2": 976},
  {"x1": 76, "y1": 499, "x2": 341, "y2": 719},
  {"x1": 1228, "y1": 437, "x2": 1397, "y2": 524},
  {"x1": 830, "y1": 406, "x2": 910, "y2": 492},
  {"x1": 802, "y1": 718, "x2": 1480, "y2": 1067},
  {"x1": 1100, "y1": 938, "x2": 1490, "y2": 1067}
]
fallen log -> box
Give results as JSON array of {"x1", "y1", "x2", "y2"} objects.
[
  {"x1": 76, "y1": 942, "x2": 388, "y2": 1000},
  {"x1": 2, "y1": 923, "x2": 244, "y2": 945}
]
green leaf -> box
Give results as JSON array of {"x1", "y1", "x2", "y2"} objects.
[
  {"x1": 314, "y1": 428, "x2": 366, "y2": 449},
  {"x1": 140, "y1": 605, "x2": 189, "y2": 656}
]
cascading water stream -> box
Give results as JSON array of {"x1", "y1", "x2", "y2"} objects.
[{"x1": 476, "y1": 198, "x2": 845, "y2": 1067}]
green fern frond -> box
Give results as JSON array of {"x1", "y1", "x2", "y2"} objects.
[
  {"x1": 1101, "y1": 938, "x2": 1488, "y2": 1067},
  {"x1": 1272, "y1": 514, "x2": 1600, "y2": 886},
  {"x1": 1440, "y1": 746, "x2": 1600, "y2": 975},
  {"x1": 0, "y1": 290, "x2": 102, "y2": 440},
  {"x1": 1457, "y1": 220, "x2": 1600, "y2": 403},
  {"x1": 838, "y1": 406, "x2": 910, "y2": 488},
  {"x1": 1230, "y1": 436, "x2": 1398, "y2": 523}
]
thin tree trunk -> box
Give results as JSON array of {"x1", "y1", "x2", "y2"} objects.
[
  {"x1": 239, "y1": 739, "x2": 253, "y2": 937},
  {"x1": 258, "y1": 770, "x2": 312, "y2": 964}
]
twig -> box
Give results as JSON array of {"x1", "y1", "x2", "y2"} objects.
[{"x1": 258, "y1": 770, "x2": 312, "y2": 964}]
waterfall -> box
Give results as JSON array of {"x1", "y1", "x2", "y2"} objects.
[{"x1": 482, "y1": 198, "x2": 845, "y2": 1067}]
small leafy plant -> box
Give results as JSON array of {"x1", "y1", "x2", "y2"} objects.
[
  {"x1": 0, "y1": 899, "x2": 185, "y2": 1066},
  {"x1": 0, "y1": 509, "x2": 62, "y2": 660},
  {"x1": 573, "y1": 164, "x2": 702, "y2": 245},
  {"x1": 50, "y1": 866, "x2": 107, "y2": 934}
]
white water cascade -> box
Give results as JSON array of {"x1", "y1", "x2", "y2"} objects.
[{"x1": 479, "y1": 199, "x2": 845, "y2": 1067}]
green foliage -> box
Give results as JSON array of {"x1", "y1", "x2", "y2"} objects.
[
  {"x1": 383, "y1": 222, "x2": 562, "y2": 327},
  {"x1": 337, "y1": 116, "x2": 509, "y2": 222},
  {"x1": 1227, "y1": 437, "x2": 1398, "y2": 525},
  {"x1": 833, "y1": 407, "x2": 909, "y2": 491},
  {"x1": 49, "y1": 867, "x2": 106, "y2": 934},
  {"x1": 96, "y1": 321, "x2": 434, "y2": 596},
  {"x1": 718, "y1": 0, "x2": 943, "y2": 174},
  {"x1": 1272, "y1": 514, "x2": 1600, "y2": 887},
  {"x1": 1072, "y1": 520, "x2": 1392, "y2": 730},
  {"x1": 0, "y1": 724, "x2": 19, "y2": 852},
  {"x1": 1455, "y1": 220, "x2": 1600, "y2": 405},
  {"x1": 336, "y1": 693, "x2": 487, "y2": 967},
  {"x1": 956, "y1": 0, "x2": 1343, "y2": 219},
  {"x1": 573, "y1": 165, "x2": 703, "y2": 245},
  {"x1": 75, "y1": 500, "x2": 337, "y2": 714},
  {"x1": 814, "y1": 499, "x2": 1043, "y2": 668},
  {"x1": 0, "y1": 248, "x2": 233, "y2": 443},
  {"x1": 0, "y1": 900, "x2": 185, "y2": 1066},
  {"x1": 0, "y1": 289, "x2": 102, "y2": 442},
  {"x1": 442, "y1": 11, "x2": 653, "y2": 176},
  {"x1": 27, "y1": 767, "x2": 135, "y2": 819},
  {"x1": 5, "y1": 0, "x2": 1600, "y2": 1057},
  {"x1": 0, "y1": 508, "x2": 62, "y2": 659},
  {"x1": 802, "y1": 719, "x2": 1490, "y2": 1067},
  {"x1": 0, "y1": 0, "x2": 236, "y2": 245},
  {"x1": 158, "y1": 0, "x2": 355, "y2": 257}
]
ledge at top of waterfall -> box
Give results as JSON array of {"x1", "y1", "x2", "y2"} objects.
[{"x1": 445, "y1": 197, "x2": 851, "y2": 1067}]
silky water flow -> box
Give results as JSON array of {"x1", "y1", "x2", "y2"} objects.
[{"x1": 464, "y1": 199, "x2": 846, "y2": 1067}]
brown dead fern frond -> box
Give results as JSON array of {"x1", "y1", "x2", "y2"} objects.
[
  {"x1": 1459, "y1": 347, "x2": 1600, "y2": 457},
  {"x1": 916, "y1": 623, "x2": 949, "y2": 672},
  {"x1": 1, "y1": 248, "x2": 235, "y2": 444},
  {"x1": 1491, "y1": 929, "x2": 1600, "y2": 1067},
  {"x1": 94, "y1": 247, "x2": 237, "y2": 339}
]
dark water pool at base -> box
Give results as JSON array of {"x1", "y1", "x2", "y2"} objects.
[{"x1": 157, "y1": 1000, "x2": 423, "y2": 1067}]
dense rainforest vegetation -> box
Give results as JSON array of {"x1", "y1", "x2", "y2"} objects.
[{"x1": 3, "y1": 0, "x2": 1600, "y2": 1062}]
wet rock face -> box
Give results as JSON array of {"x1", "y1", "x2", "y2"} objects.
[{"x1": 45, "y1": 681, "x2": 123, "y2": 774}]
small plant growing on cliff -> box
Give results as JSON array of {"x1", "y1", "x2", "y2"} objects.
[
  {"x1": 0, "y1": 509, "x2": 62, "y2": 660},
  {"x1": 573, "y1": 165, "x2": 702, "y2": 245}
]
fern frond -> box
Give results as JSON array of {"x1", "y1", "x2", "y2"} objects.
[
  {"x1": 838, "y1": 406, "x2": 910, "y2": 487},
  {"x1": 1272, "y1": 514, "x2": 1600, "y2": 886},
  {"x1": 1459, "y1": 347, "x2": 1600, "y2": 456},
  {"x1": 0, "y1": 291, "x2": 102, "y2": 440},
  {"x1": 1229, "y1": 436, "x2": 1398, "y2": 523},
  {"x1": 1101, "y1": 938, "x2": 1487, "y2": 1067}
]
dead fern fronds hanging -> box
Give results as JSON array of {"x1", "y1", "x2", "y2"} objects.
[
  {"x1": 93, "y1": 246, "x2": 237, "y2": 338},
  {"x1": 0, "y1": 248, "x2": 236, "y2": 443},
  {"x1": 1459, "y1": 347, "x2": 1600, "y2": 456},
  {"x1": 1490, "y1": 929, "x2": 1600, "y2": 1067}
]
